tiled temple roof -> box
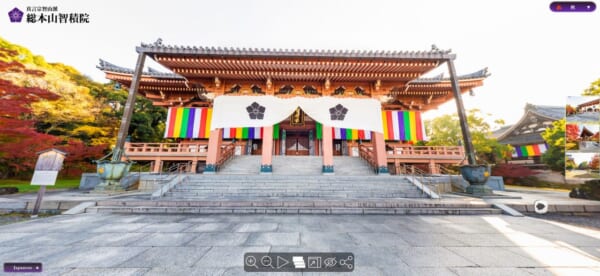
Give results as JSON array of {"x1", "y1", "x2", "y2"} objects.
[
  {"x1": 495, "y1": 103, "x2": 564, "y2": 145},
  {"x1": 411, "y1": 68, "x2": 490, "y2": 83},
  {"x1": 136, "y1": 39, "x2": 454, "y2": 60},
  {"x1": 96, "y1": 59, "x2": 185, "y2": 79}
]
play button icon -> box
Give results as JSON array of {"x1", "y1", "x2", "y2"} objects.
[{"x1": 277, "y1": 255, "x2": 290, "y2": 269}]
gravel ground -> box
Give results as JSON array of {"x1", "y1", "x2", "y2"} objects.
[{"x1": 528, "y1": 213, "x2": 600, "y2": 230}]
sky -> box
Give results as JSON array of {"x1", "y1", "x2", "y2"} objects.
[
  {"x1": 2, "y1": 0, "x2": 599, "y2": 127},
  {"x1": 568, "y1": 152, "x2": 599, "y2": 165}
]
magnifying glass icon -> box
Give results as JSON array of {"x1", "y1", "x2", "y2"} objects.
[
  {"x1": 261, "y1": 256, "x2": 274, "y2": 268},
  {"x1": 245, "y1": 256, "x2": 259, "y2": 268}
]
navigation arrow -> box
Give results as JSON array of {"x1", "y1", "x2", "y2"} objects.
[{"x1": 277, "y1": 255, "x2": 290, "y2": 269}]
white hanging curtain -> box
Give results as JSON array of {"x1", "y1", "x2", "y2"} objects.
[{"x1": 210, "y1": 95, "x2": 383, "y2": 133}]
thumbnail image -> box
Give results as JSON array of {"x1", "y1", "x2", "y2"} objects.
[
  {"x1": 566, "y1": 123, "x2": 600, "y2": 152},
  {"x1": 565, "y1": 152, "x2": 600, "y2": 180},
  {"x1": 566, "y1": 96, "x2": 600, "y2": 123}
]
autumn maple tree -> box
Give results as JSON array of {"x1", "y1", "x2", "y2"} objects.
[
  {"x1": 566, "y1": 123, "x2": 580, "y2": 142},
  {"x1": 0, "y1": 47, "x2": 106, "y2": 178}
]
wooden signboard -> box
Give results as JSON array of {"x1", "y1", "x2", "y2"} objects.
[{"x1": 30, "y1": 149, "x2": 66, "y2": 217}]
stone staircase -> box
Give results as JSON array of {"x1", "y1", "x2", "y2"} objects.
[
  {"x1": 167, "y1": 175, "x2": 425, "y2": 200},
  {"x1": 84, "y1": 156, "x2": 502, "y2": 215}
]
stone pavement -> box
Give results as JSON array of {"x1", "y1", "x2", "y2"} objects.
[
  {"x1": 483, "y1": 186, "x2": 600, "y2": 213},
  {"x1": 566, "y1": 112, "x2": 600, "y2": 123},
  {"x1": 0, "y1": 213, "x2": 599, "y2": 275}
]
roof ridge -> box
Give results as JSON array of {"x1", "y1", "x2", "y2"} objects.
[
  {"x1": 137, "y1": 38, "x2": 454, "y2": 59},
  {"x1": 412, "y1": 68, "x2": 490, "y2": 82}
]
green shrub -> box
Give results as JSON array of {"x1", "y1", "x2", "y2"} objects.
[{"x1": 571, "y1": 179, "x2": 600, "y2": 200}]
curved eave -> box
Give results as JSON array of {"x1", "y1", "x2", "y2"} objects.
[
  {"x1": 97, "y1": 59, "x2": 185, "y2": 80},
  {"x1": 411, "y1": 68, "x2": 491, "y2": 83}
]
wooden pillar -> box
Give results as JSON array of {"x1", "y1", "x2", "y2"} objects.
[
  {"x1": 112, "y1": 52, "x2": 146, "y2": 162},
  {"x1": 429, "y1": 160, "x2": 439, "y2": 174},
  {"x1": 261, "y1": 126, "x2": 274, "y2": 174},
  {"x1": 448, "y1": 58, "x2": 476, "y2": 165},
  {"x1": 204, "y1": 128, "x2": 223, "y2": 174},
  {"x1": 322, "y1": 125, "x2": 334, "y2": 174},
  {"x1": 372, "y1": 131, "x2": 389, "y2": 174},
  {"x1": 191, "y1": 159, "x2": 198, "y2": 173},
  {"x1": 152, "y1": 159, "x2": 162, "y2": 173}
]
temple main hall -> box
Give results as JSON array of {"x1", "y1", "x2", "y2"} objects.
[{"x1": 98, "y1": 40, "x2": 489, "y2": 175}]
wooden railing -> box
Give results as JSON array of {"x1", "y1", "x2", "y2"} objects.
[
  {"x1": 217, "y1": 143, "x2": 236, "y2": 168},
  {"x1": 387, "y1": 144, "x2": 464, "y2": 160},
  {"x1": 124, "y1": 142, "x2": 209, "y2": 156},
  {"x1": 358, "y1": 144, "x2": 377, "y2": 170}
]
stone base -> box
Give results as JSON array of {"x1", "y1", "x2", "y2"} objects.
[
  {"x1": 93, "y1": 181, "x2": 125, "y2": 192},
  {"x1": 322, "y1": 165, "x2": 334, "y2": 175},
  {"x1": 203, "y1": 164, "x2": 217, "y2": 174},
  {"x1": 260, "y1": 164, "x2": 273, "y2": 174},
  {"x1": 376, "y1": 166, "x2": 390, "y2": 175},
  {"x1": 466, "y1": 184, "x2": 494, "y2": 196}
]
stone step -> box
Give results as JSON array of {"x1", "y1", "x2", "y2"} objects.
[
  {"x1": 171, "y1": 190, "x2": 420, "y2": 195},
  {"x1": 168, "y1": 193, "x2": 425, "y2": 200},
  {"x1": 173, "y1": 182, "x2": 419, "y2": 187},
  {"x1": 175, "y1": 187, "x2": 418, "y2": 192},
  {"x1": 88, "y1": 199, "x2": 500, "y2": 215},
  {"x1": 171, "y1": 189, "x2": 420, "y2": 193},
  {"x1": 95, "y1": 200, "x2": 494, "y2": 208},
  {"x1": 86, "y1": 206, "x2": 502, "y2": 215},
  {"x1": 173, "y1": 183, "x2": 423, "y2": 187},
  {"x1": 188, "y1": 174, "x2": 406, "y2": 179}
]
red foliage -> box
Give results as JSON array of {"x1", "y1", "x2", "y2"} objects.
[
  {"x1": 0, "y1": 49, "x2": 109, "y2": 178},
  {"x1": 55, "y1": 139, "x2": 105, "y2": 177},
  {"x1": 0, "y1": 60, "x2": 59, "y2": 161},
  {"x1": 590, "y1": 156, "x2": 600, "y2": 170},
  {"x1": 0, "y1": 59, "x2": 61, "y2": 175},
  {"x1": 23, "y1": 69, "x2": 46, "y2": 77},
  {"x1": 566, "y1": 124, "x2": 580, "y2": 142},
  {"x1": 492, "y1": 164, "x2": 539, "y2": 184},
  {"x1": 0, "y1": 48, "x2": 18, "y2": 57}
]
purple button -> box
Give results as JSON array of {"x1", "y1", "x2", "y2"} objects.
[
  {"x1": 550, "y1": 2, "x2": 596, "y2": 12},
  {"x1": 4, "y1": 263, "x2": 42, "y2": 273}
]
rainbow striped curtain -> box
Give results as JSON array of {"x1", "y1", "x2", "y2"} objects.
[
  {"x1": 222, "y1": 124, "x2": 280, "y2": 139},
  {"x1": 315, "y1": 123, "x2": 372, "y2": 140},
  {"x1": 164, "y1": 107, "x2": 212, "y2": 138},
  {"x1": 164, "y1": 107, "x2": 279, "y2": 139},
  {"x1": 381, "y1": 110, "x2": 426, "y2": 142},
  {"x1": 512, "y1": 143, "x2": 548, "y2": 158}
]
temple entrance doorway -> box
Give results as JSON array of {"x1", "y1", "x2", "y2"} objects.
[
  {"x1": 333, "y1": 140, "x2": 343, "y2": 156},
  {"x1": 285, "y1": 131, "x2": 310, "y2": 156},
  {"x1": 247, "y1": 139, "x2": 262, "y2": 155}
]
